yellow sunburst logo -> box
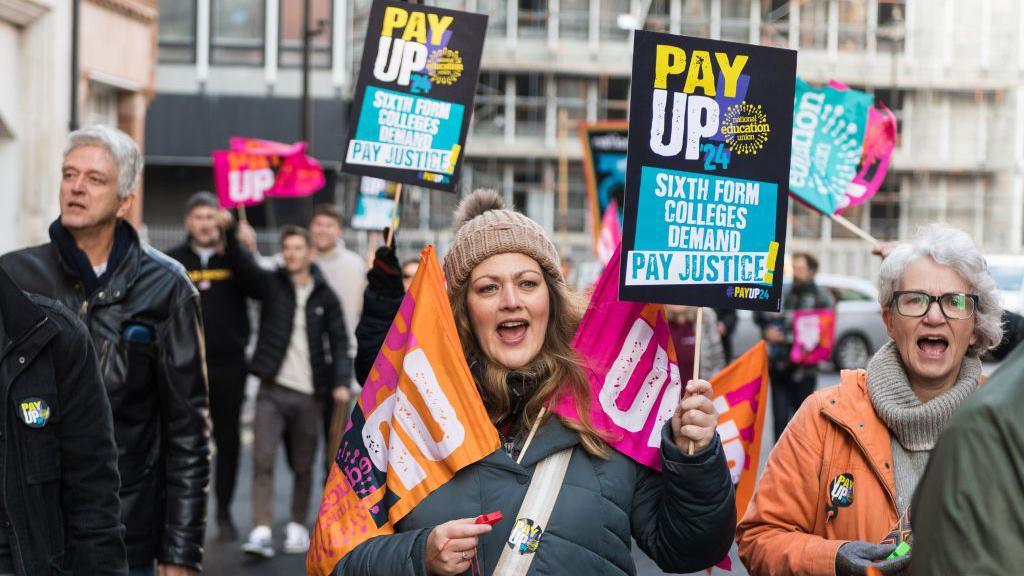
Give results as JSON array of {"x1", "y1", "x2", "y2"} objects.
[{"x1": 721, "y1": 102, "x2": 771, "y2": 156}]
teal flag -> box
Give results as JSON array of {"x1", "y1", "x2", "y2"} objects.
[{"x1": 789, "y1": 78, "x2": 872, "y2": 215}]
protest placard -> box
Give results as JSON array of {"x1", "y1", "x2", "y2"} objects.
[
  {"x1": 619, "y1": 31, "x2": 797, "y2": 311},
  {"x1": 343, "y1": 0, "x2": 487, "y2": 192},
  {"x1": 580, "y1": 122, "x2": 628, "y2": 241}
]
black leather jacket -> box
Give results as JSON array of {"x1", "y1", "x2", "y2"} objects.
[
  {"x1": 0, "y1": 223, "x2": 211, "y2": 570},
  {"x1": 0, "y1": 267, "x2": 127, "y2": 575}
]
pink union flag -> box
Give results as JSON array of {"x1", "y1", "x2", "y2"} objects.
[
  {"x1": 555, "y1": 245, "x2": 681, "y2": 471},
  {"x1": 212, "y1": 137, "x2": 326, "y2": 208}
]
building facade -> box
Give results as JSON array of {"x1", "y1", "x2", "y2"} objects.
[
  {"x1": 150, "y1": 0, "x2": 1024, "y2": 282},
  {"x1": 0, "y1": 0, "x2": 157, "y2": 253}
]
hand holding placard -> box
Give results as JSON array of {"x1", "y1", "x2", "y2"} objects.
[{"x1": 672, "y1": 376, "x2": 718, "y2": 455}]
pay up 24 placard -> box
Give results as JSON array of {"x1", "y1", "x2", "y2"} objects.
[
  {"x1": 343, "y1": 0, "x2": 487, "y2": 192},
  {"x1": 619, "y1": 31, "x2": 797, "y2": 312}
]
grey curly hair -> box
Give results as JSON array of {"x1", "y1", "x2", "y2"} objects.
[
  {"x1": 878, "y1": 224, "x2": 1002, "y2": 356},
  {"x1": 64, "y1": 125, "x2": 143, "y2": 199}
]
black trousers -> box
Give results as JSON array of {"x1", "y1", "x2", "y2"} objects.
[
  {"x1": 207, "y1": 351, "x2": 248, "y2": 515},
  {"x1": 769, "y1": 367, "x2": 818, "y2": 442}
]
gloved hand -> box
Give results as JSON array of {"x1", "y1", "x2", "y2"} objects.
[
  {"x1": 367, "y1": 228, "x2": 403, "y2": 299},
  {"x1": 835, "y1": 541, "x2": 911, "y2": 576}
]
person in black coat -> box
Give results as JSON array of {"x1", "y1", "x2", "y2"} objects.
[
  {"x1": 165, "y1": 192, "x2": 265, "y2": 541},
  {"x1": 242, "y1": 226, "x2": 352, "y2": 558},
  {"x1": 0, "y1": 266, "x2": 126, "y2": 576},
  {"x1": 1, "y1": 125, "x2": 209, "y2": 576}
]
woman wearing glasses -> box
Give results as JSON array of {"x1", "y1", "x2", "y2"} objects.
[{"x1": 736, "y1": 225, "x2": 1002, "y2": 576}]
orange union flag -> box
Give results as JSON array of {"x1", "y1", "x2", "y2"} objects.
[
  {"x1": 711, "y1": 340, "x2": 769, "y2": 521},
  {"x1": 307, "y1": 246, "x2": 500, "y2": 576}
]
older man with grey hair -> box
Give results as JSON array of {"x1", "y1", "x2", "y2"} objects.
[{"x1": 0, "y1": 125, "x2": 211, "y2": 576}]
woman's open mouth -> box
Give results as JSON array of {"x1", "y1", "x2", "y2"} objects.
[
  {"x1": 917, "y1": 335, "x2": 949, "y2": 360},
  {"x1": 496, "y1": 320, "x2": 529, "y2": 345}
]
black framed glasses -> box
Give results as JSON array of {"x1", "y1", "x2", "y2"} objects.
[{"x1": 890, "y1": 291, "x2": 979, "y2": 320}]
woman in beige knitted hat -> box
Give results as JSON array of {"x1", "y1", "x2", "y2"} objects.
[
  {"x1": 737, "y1": 224, "x2": 1001, "y2": 576},
  {"x1": 334, "y1": 188, "x2": 736, "y2": 576}
]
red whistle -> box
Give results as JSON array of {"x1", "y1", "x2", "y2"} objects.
[{"x1": 475, "y1": 511, "x2": 503, "y2": 526}]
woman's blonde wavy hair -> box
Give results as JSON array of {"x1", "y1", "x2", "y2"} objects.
[{"x1": 449, "y1": 266, "x2": 610, "y2": 458}]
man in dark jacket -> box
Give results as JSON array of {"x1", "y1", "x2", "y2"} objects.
[
  {"x1": 0, "y1": 266, "x2": 126, "y2": 576},
  {"x1": 242, "y1": 226, "x2": 350, "y2": 559},
  {"x1": 165, "y1": 192, "x2": 264, "y2": 541},
  {"x1": 911, "y1": 342, "x2": 1024, "y2": 572},
  {"x1": 754, "y1": 252, "x2": 835, "y2": 441},
  {"x1": 0, "y1": 126, "x2": 210, "y2": 576}
]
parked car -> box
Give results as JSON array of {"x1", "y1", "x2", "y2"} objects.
[
  {"x1": 729, "y1": 274, "x2": 889, "y2": 371},
  {"x1": 986, "y1": 254, "x2": 1024, "y2": 315}
]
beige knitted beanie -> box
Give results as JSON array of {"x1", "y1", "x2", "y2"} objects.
[{"x1": 443, "y1": 189, "x2": 563, "y2": 295}]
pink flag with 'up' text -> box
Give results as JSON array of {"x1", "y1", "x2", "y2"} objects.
[
  {"x1": 212, "y1": 137, "x2": 326, "y2": 208},
  {"x1": 555, "y1": 245, "x2": 681, "y2": 471}
]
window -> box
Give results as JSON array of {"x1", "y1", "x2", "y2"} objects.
[
  {"x1": 567, "y1": 162, "x2": 587, "y2": 232},
  {"x1": 831, "y1": 204, "x2": 865, "y2": 239},
  {"x1": 350, "y1": 0, "x2": 373, "y2": 71},
  {"x1": 869, "y1": 175, "x2": 900, "y2": 240},
  {"x1": 556, "y1": 77, "x2": 588, "y2": 138},
  {"x1": 680, "y1": 0, "x2": 711, "y2": 38},
  {"x1": 600, "y1": 0, "x2": 631, "y2": 43},
  {"x1": 877, "y1": 0, "x2": 907, "y2": 53},
  {"x1": 559, "y1": 0, "x2": 590, "y2": 40},
  {"x1": 644, "y1": 0, "x2": 672, "y2": 33},
  {"x1": 799, "y1": 0, "x2": 828, "y2": 50},
  {"x1": 474, "y1": 72, "x2": 507, "y2": 136},
  {"x1": 597, "y1": 76, "x2": 629, "y2": 121},
  {"x1": 158, "y1": 0, "x2": 196, "y2": 63},
  {"x1": 831, "y1": 287, "x2": 873, "y2": 302},
  {"x1": 518, "y1": 0, "x2": 548, "y2": 37},
  {"x1": 211, "y1": 0, "x2": 265, "y2": 65},
  {"x1": 760, "y1": 0, "x2": 789, "y2": 48},
  {"x1": 792, "y1": 201, "x2": 823, "y2": 238},
  {"x1": 721, "y1": 0, "x2": 751, "y2": 42},
  {"x1": 513, "y1": 73, "x2": 546, "y2": 137},
  {"x1": 279, "y1": 0, "x2": 332, "y2": 68},
  {"x1": 838, "y1": 0, "x2": 867, "y2": 52},
  {"x1": 478, "y1": 0, "x2": 508, "y2": 36},
  {"x1": 512, "y1": 160, "x2": 544, "y2": 220}
]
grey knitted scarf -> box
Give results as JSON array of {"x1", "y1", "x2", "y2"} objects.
[
  {"x1": 866, "y1": 340, "x2": 981, "y2": 514},
  {"x1": 867, "y1": 341, "x2": 982, "y2": 451}
]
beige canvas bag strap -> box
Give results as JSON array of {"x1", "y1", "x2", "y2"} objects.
[{"x1": 492, "y1": 447, "x2": 573, "y2": 576}]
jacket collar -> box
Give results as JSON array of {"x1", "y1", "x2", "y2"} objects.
[
  {"x1": 275, "y1": 262, "x2": 328, "y2": 292},
  {"x1": 822, "y1": 370, "x2": 897, "y2": 505},
  {"x1": 49, "y1": 218, "x2": 141, "y2": 301},
  {"x1": 480, "y1": 417, "x2": 581, "y2": 475},
  {"x1": 516, "y1": 417, "x2": 580, "y2": 468}
]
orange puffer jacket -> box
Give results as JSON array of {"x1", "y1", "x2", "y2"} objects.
[{"x1": 736, "y1": 370, "x2": 901, "y2": 576}]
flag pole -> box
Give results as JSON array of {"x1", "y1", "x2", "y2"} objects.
[
  {"x1": 687, "y1": 307, "x2": 703, "y2": 456},
  {"x1": 237, "y1": 204, "x2": 247, "y2": 222},
  {"x1": 516, "y1": 407, "x2": 547, "y2": 465},
  {"x1": 829, "y1": 213, "x2": 878, "y2": 245},
  {"x1": 385, "y1": 183, "x2": 403, "y2": 248}
]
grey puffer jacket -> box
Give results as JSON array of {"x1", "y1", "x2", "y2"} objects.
[{"x1": 335, "y1": 418, "x2": 735, "y2": 575}]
